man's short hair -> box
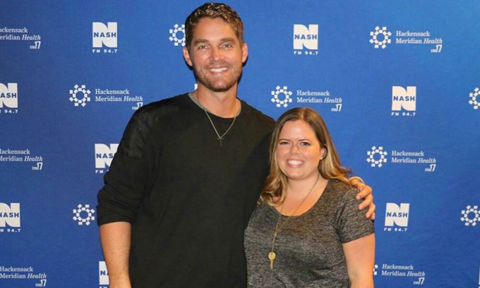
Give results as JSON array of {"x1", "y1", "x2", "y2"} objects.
[{"x1": 185, "y1": 2, "x2": 244, "y2": 48}]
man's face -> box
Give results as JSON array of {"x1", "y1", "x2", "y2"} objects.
[{"x1": 183, "y1": 17, "x2": 248, "y2": 93}]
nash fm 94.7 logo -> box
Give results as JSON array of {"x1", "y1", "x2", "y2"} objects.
[
  {"x1": 0, "y1": 83, "x2": 18, "y2": 114},
  {"x1": 95, "y1": 143, "x2": 119, "y2": 174},
  {"x1": 293, "y1": 24, "x2": 319, "y2": 55},
  {"x1": 392, "y1": 86, "x2": 416, "y2": 117},
  {"x1": 92, "y1": 22, "x2": 118, "y2": 54},
  {"x1": 0, "y1": 203, "x2": 21, "y2": 232},
  {"x1": 384, "y1": 203, "x2": 409, "y2": 232},
  {"x1": 99, "y1": 261, "x2": 109, "y2": 287}
]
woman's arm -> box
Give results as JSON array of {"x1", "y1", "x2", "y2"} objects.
[{"x1": 343, "y1": 233, "x2": 375, "y2": 288}]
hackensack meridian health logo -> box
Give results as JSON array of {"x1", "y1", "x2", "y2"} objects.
[
  {"x1": 271, "y1": 86, "x2": 293, "y2": 108},
  {"x1": 369, "y1": 26, "x2": 392, "y2": 49},
  {"x1": 367, "y1": 146, "x2": 388, "y2": 168},
  {"x1": 469, "y1": 87, "x2": 480, "y2": 110},
  {"x1": 169, "y1": 24, "x2": 185, "y2": 47},
  {"x1": 460, "y1": 205, "x2": 479, "y2": 226},
  {"x1": 69, "y1": 84, "x2": 91, "y2": 107},
  {"x1": 72, "y1": 204, "x2": 96, "y2": 226}
]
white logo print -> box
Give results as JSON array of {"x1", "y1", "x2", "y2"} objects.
[
  {"x1": 95, "y1": 143, "x2": 119, "y2": 169},
  {"x1": 93, "y1": 22, "x2": 118, "y2": 48},
  {"x1": 293, "y1": 24, "x2": 319, "y2": 50},
  {"x1": 30, "y1": 41, "x2": 41, "y2": 50},
  {"x1": 367, "y1": 146, "x2": 388, "y2": 168},
  {"x1": 271, "y1": 86, "x2": 293, "y2": 108},
  {"x1": 0, "y1": 203, "x2": 21, "y2": 228},
  {"x1": 0, "y1": 83, "x2": 18, "y2": 109},
  {"x1": 169, "y1": 24, "x2": 186, "y2": 47},
  {"x1": 73, "y1": 204, "x2": 96, "y2": 226},
  {"x1": 35, "y1": 279, "x2": 47, "y2": 287},
  {"x1": 385, "y1": 203, "x2": 409, "y2": 232},
  {"x1": 69, "y1": 84, "x2": 91, "y2": 107},
  {"x1": 370, "y1": 26, "x2": 392, "y2": 49},
  {"x1": 461, "y1": 205, "x2": 479, "y2": 226},
  {"x1": 392, "y1": 86, "x2": 416, "y2": 112},
  {"x1": 99, "y1": 261, "x2": 109, "y2": 285},
  {"x1": 469, "y1": 87, "x2": 480, "y2": 110}
]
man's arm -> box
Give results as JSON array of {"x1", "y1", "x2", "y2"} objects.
[
  {"x1": 349, "y1": 177, "x2": 376, "y2": 219},
  {"x1": 100, "y1": 222, "x2": 132, "y2": 288}
]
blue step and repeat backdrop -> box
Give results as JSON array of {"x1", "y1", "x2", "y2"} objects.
[{"x1": 1, "y1": 0, "x2": 479, "y2": 287}]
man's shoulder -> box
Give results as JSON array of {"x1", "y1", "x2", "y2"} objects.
[
  {"x1": 241, "y1": 100, "x2": 275, "y2": 128},
  {"x1": 138, "y1": 94, "x2": 188, "y2": 114},
  {"x1": 132, "y1": 94, "x2": 190, "y2": 123}
]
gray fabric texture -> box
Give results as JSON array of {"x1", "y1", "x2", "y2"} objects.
[{"x1": 244, "y1": 179, "x2": 374, "y2": 288}]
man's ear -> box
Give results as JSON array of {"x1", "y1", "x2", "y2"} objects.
[
  {"x1": 183, "y1": 46, "x2": 193, "y2": 67},
  {"x1": 242, "y1": 43, "x2": 249, "y2": 64}
]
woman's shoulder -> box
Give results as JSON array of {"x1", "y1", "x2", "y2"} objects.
[{"x1": 327, "y1": 179, "x2": 356, "y2": 195}]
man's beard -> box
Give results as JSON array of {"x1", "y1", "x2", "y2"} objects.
[{"x1": 193, "y1": 62, "x2": 243, "y2": 93}]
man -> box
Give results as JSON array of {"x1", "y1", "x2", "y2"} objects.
[{"x1": 97, "y1": 3, "x2": 375, "y2": 288}]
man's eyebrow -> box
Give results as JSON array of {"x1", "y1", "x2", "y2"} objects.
[
  {"x1": 192, "y1": 37, "x2": 236, "y2": 46},
  {"x1": 192, "y1": 39, "x2": 209, "y2": 46},
  {"x1": 220, "y1": 37, "x2": 236, "y2": 42}
]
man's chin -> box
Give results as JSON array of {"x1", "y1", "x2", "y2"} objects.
[{"x1": 201, "y1": 82, "x2": 236, "y2": 93}]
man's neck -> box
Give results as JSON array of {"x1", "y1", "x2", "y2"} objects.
[{"x1": 193, "y1": 85, "x2": 240, "y2": 118}]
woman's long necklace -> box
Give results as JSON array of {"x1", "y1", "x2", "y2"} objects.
[{"x1": 268, "y1": 174, "x2": 320, "y2": 270}]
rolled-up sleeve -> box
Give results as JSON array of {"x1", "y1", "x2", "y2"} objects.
[{"x1": 97, "y1": 109, "x2": 152, "y2": 225}]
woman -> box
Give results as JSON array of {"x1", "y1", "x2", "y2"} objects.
[{"x1": 244, "y1": 107, "x2": 375, "y2": 287}]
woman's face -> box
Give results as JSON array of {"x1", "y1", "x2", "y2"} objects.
[{"x1": 276, "y1": 120, "x2": 325, "y2": 182}]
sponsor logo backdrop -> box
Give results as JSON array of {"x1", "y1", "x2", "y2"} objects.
[{"x1": 1, "y1": 1, "x2": 479, "y2": 287}]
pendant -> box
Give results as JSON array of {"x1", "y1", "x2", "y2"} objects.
[{"x1": 268, "y1": 251, "x2": 276, "y2": 269}]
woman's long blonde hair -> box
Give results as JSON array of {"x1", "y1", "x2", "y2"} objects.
[{"x1": 260, "y1": 107, "x2": 351, "y2": 206}]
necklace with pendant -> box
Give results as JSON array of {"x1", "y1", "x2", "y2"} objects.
[
  {"x1": 269, "y1": 174, "x2": 320, "y2": 269},
  {"x1": 204, "y1": 105, "x2": 237, "y2": 147},
  {"x1": 192, "y1": 93, "x2": 239, "y2": 147}
]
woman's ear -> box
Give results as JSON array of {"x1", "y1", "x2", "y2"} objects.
[{"x1": 321, "y1": 147, "x2": 327, "y2": 160}]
